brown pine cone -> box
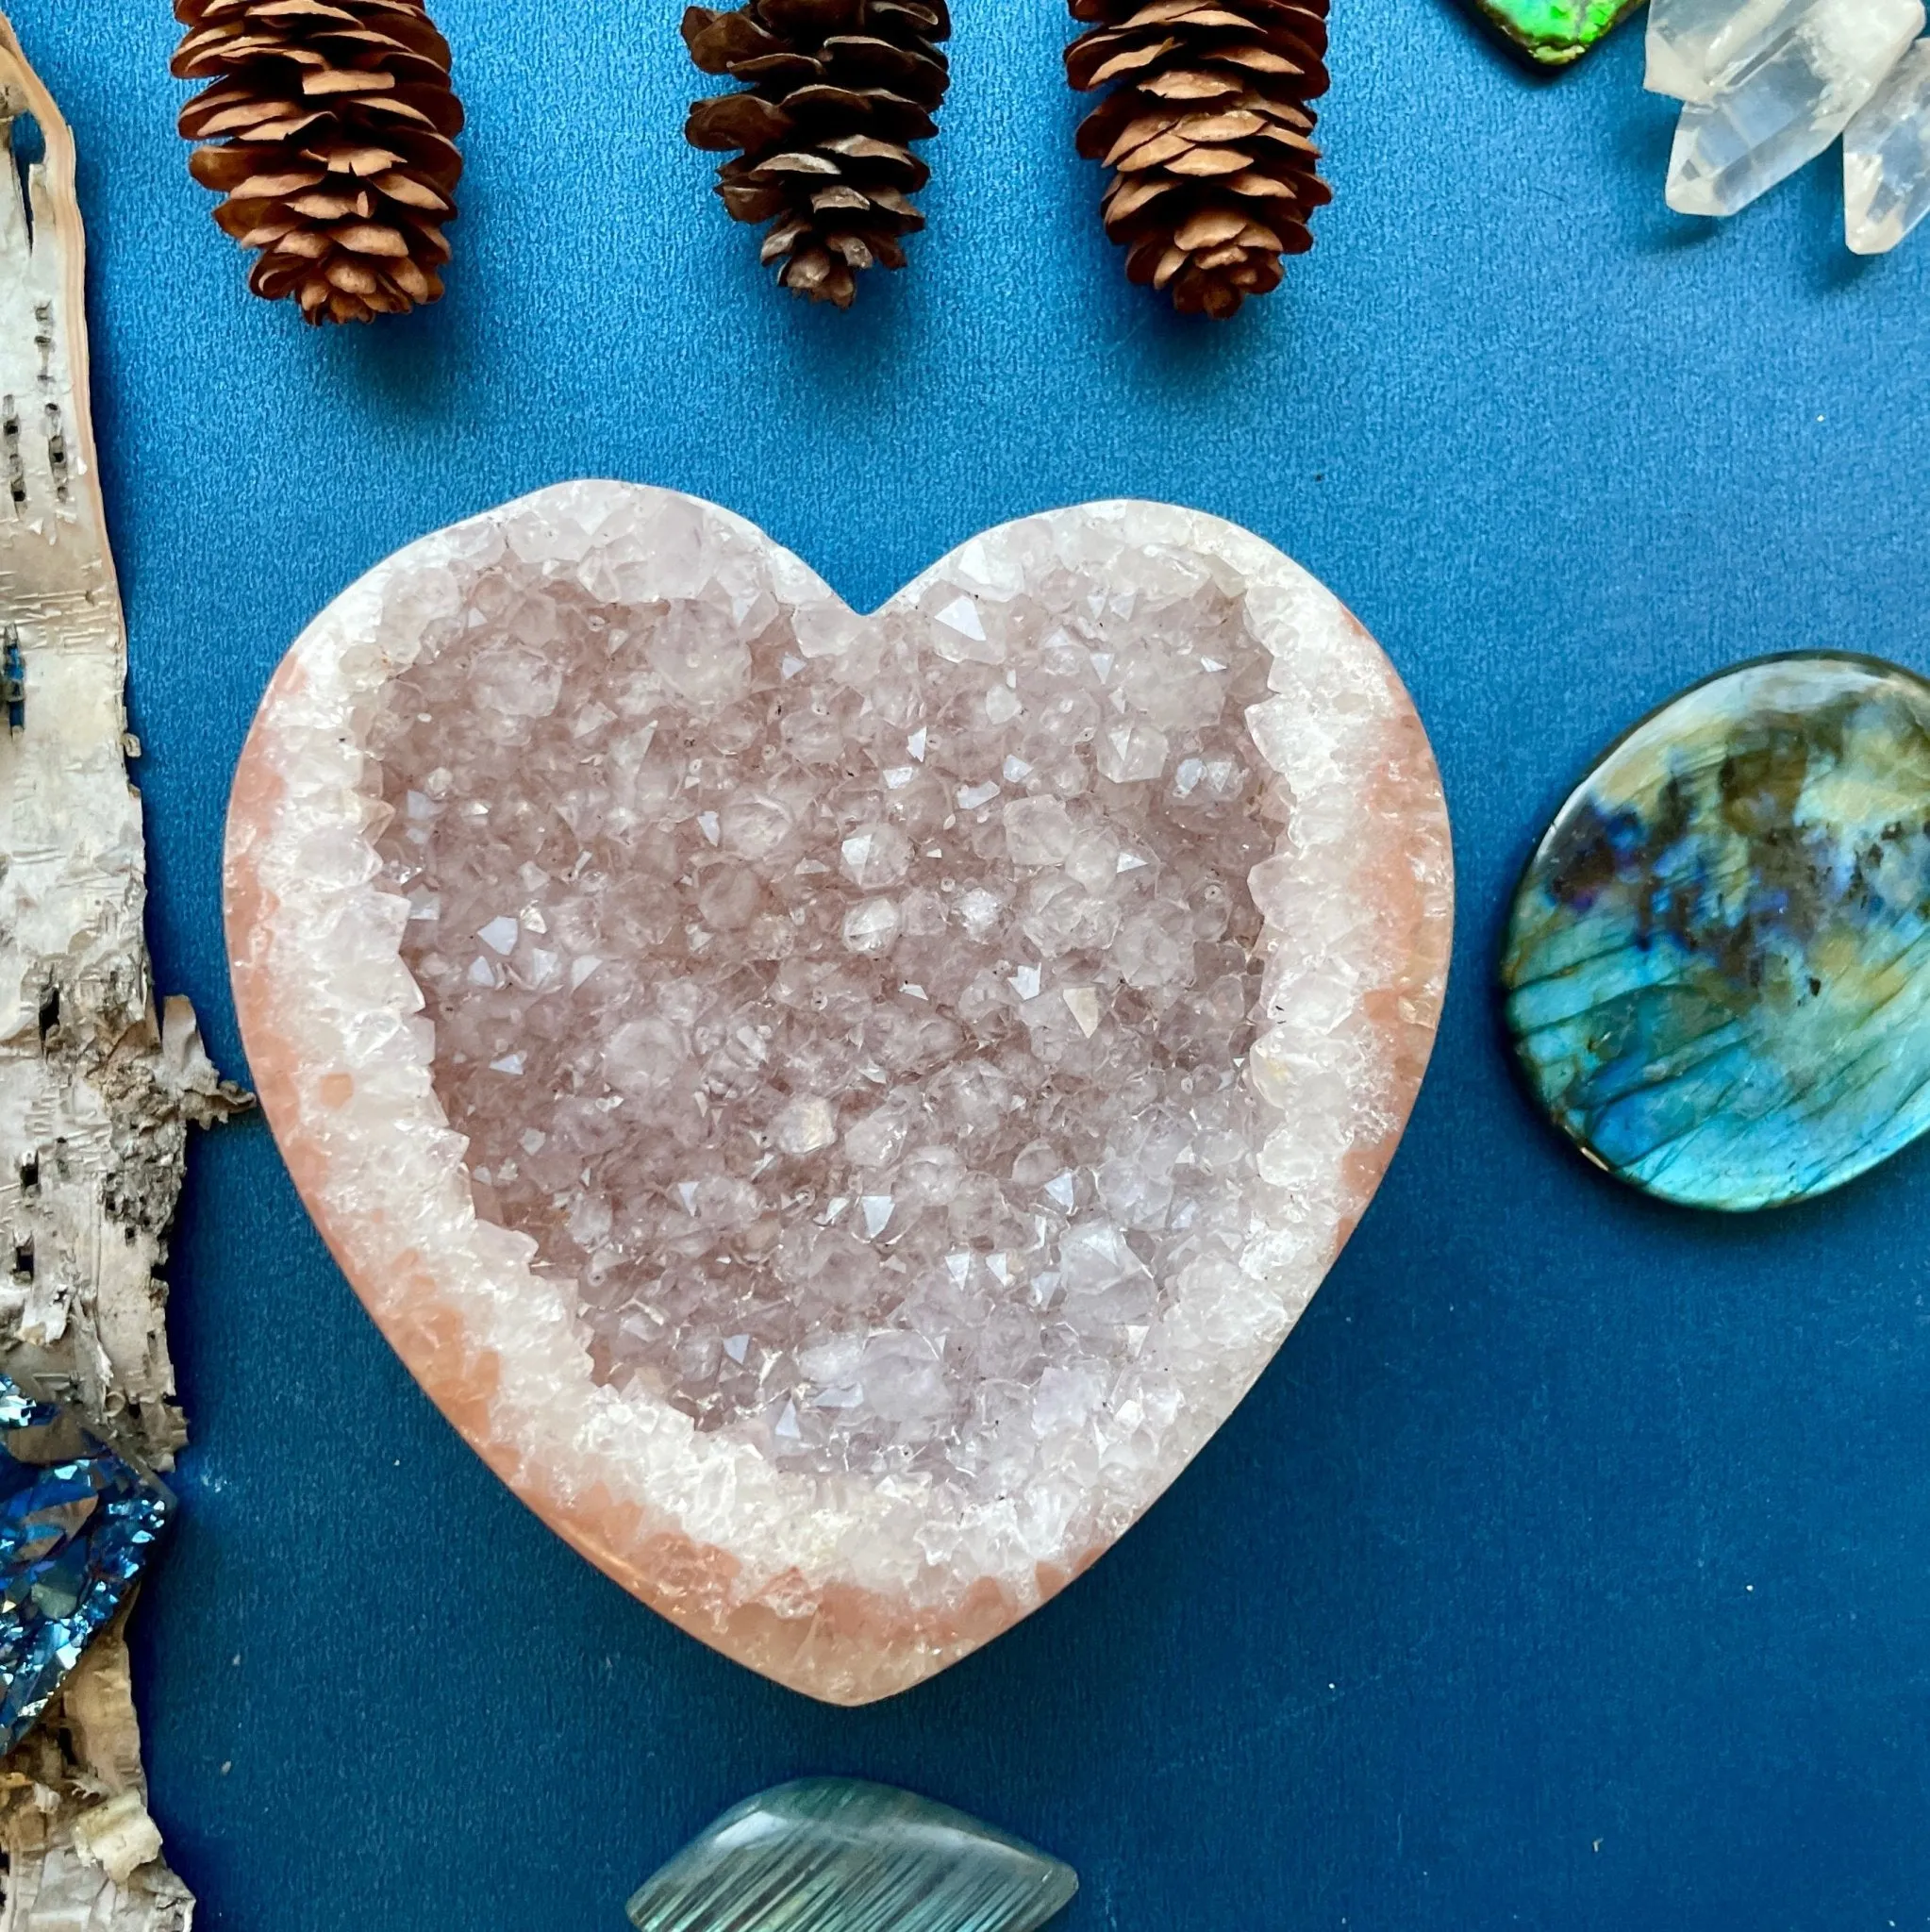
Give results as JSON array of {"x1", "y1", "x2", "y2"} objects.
[
  {"x1": 683, "y1": 0, "x2": 951, "y2": 310},
  {"x1": 1066, "y1": 0, "x2": 1331, "y2": 319},
  {"x1": 173, "y1": 0, "x2": 464, "y2": 325}
]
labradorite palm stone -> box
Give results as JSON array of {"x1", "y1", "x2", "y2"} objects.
[{"x1": 1504, "y1": 655, "x2": 1930, "y2": 1211}]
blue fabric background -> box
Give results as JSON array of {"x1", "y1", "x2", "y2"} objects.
[{"x1": 7, "y1": 0, "x2": 1929, "y2": 1924}]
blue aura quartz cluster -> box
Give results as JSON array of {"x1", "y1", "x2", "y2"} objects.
[
  {"x1": 1504, "y1": 654, "x2": 1930, "y2": 1212},
  {"x1": 0, "y1": 1376, "x2": 173, "y2": 1752},
  {"x1": 628, "y1": 1779, "x2": 1078, "y2": 1932}
]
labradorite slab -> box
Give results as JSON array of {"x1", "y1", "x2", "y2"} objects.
[
  {"x1": 1468, "y1": 0, "x2": 1646, "y2": 66},
  {"x1": 1504, "y1": 654, "x2": 1930, "y2": 1212},
  {"x1": 626, "y1": 1779, "x2": 1078, "y2": 1932}
]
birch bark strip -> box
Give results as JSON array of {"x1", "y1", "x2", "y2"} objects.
[{"x1": 0, "y1": 17, "x2": 245, "y2": 1927}]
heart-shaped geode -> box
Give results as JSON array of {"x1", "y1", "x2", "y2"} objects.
[{"x1": 225, "y1": 484, "x2": 1452, "y2": 1705}]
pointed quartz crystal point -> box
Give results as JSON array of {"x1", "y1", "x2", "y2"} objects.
[
  {"x1": 1845, "y1": 38, "x2": 1930, "y2": 251},
  {"x1": 1665, "y1": 0, "x2": 1925, "y2": 217},
  {"x1": 1646, "y1": 0, "x2": 1817, "y2": 102},
  {"x1": 626, "y1": 1780, "x2": 1078, "y2": 1932}
]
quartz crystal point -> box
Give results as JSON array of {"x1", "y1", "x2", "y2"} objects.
[
  {"x1": 1646, "y1": 0, "x2": 1818, "y2": 102},
  {"x1": 1844, "y1": 39, "x2": 1930, "y2": 251},
  {"x1": 0, "y1": 1379, "x2": 172, "y2": 1753},
  {"x1": 1662, "y1": 0, "x2": 1925, "y2": 217},
  {"x1": 626, "y1": 1780, "x2": 1077, "y2": 1932},
  {"x1": 225, "y1": 483, "x2": 1453, "y2": 1704},
  {"x1": 1504, "y1": 654, "x2": 1930, "y2": 1212}
]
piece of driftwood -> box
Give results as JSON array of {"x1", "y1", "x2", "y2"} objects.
[{"x1": 0, "y1": 17, "x2": 245, "y2": 1926}]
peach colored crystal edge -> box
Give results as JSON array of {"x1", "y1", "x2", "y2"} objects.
[{"x1": 223, "y1": 487, "x2": 1454, "y2": 1705}]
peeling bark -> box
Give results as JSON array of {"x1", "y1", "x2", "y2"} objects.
[
  {"x1": 0, "y1": 1627, "x2": 195, "y2": 1932},
  {"x1": 0, "y1": 17, "x2": 246, "y2": 1926}
]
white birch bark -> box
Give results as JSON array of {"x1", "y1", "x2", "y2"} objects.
[{"x1": 0, "y1": 17, "x2": 246, "y2": 1927}]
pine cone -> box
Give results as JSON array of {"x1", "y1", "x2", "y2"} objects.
[
  {"x1": 1066, "y1": 0, "x2": 1331, "y2": 319},
  {"x1": 172, "y1": 0, "x2": 464, "y2": 325},
  {"x1": 683, "y1": 0, "x2": 951, "y2": 310}
]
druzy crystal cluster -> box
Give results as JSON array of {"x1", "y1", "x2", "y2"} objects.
[
  {"x1": 1505, "y1": 655, "x2": 1930, "y2": 1212},
  {"x1": 225, "y1": 484, "x2": 1451, "y2": 1701},
  {"x1": 0, "y1": 1379, "x2": 172, "y2": 1752},
  {"x1": 371, "y1": 505, "x2": 1300, "y2": 1480},
  {"x1": 1650, "y1": 0, "x2": 1930, "y2": 250}
]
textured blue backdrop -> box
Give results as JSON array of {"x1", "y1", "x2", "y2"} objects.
[{"x1": 7, "y1": 2, "x2": 1930, "y2": 1925}]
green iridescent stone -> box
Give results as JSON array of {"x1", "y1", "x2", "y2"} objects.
[
  {"x1": 626, "y1": 1780, "x2": 1078, "y2": 1932},
  {"x1": 1467, "y1": 0, "x2": 1646, "y2": 65},
  {"x1": 1503, "y1": 654, "x2": 1930, "y2": 1212}
]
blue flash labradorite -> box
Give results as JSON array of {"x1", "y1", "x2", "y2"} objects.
[
  {"x1": 0, "y1": 1376, "x2": 174, "y2": 1751},
  {"x1": 627, "y1": 1779, "x2": 1078, "y2": 1932},
  {"x1": 1503, "y1": 654, "x2": 1930, "y2": 1212}
]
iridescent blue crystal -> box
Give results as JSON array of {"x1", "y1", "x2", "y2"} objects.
[
  {"x1": 1504, "y1": 654, "x2": 1930, "y2": 1211},
  {"x1": 627, "y1": 1779, "x2": 1078, "y2": 1932},
  {"x1": 0, "y1": 1376, "x2": 173, "y2": 1751}
]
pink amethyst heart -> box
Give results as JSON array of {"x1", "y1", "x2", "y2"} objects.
[{"x1": 225, "y1": 484, "x2": 1453, "y2": 1705}]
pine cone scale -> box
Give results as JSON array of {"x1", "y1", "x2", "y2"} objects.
[
  {"x1": 174, "y1": 0, "x2": 463, "y2": 323},
  {"x1": 749, "y1": 151, "x2": 844, "y2": 178},
  {"x1": 687, "y1": 12, "x2": 784, "y2": 74},
  {"x1": 688, "y1": 95, "x2": 792, "y2": 149},
  {"x1": 230, "y1": 168, "x2": 328, "y2": 194},
  {"x1": 284, "y1": 191, "x2": 364, "y2": 218},
  {"x1": 1165, "y1": 146, "x2": 1250, "y2": 175}
]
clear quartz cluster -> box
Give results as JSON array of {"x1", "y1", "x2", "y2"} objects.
[
  {"x1": 225, "y1": 484, "x2": 1452, "y2": 1703},
  {"x1": 1648, "y1": 0, "x2": 1930, "y2": 248},
  {"x1": 1844, "y1": 41, "x2": 1930, "y2": 252}
]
